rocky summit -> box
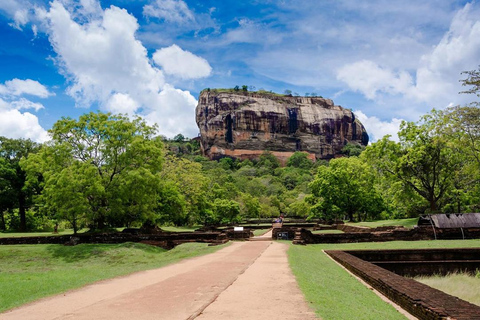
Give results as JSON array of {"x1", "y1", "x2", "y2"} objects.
[{"x1": 195, "y1": 89, "x2": 369, "y2": 163}]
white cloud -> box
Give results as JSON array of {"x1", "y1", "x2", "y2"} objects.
[
  {"x1": 0, "y1": 108, "x2": 49, "y2": 142},
  {"x1": 0, "y1": 79, "x2": 50, "y2": 142},
  {"x1": 336, "y1": 2, "x2": 480, "y2": 114},
  {"x1": 144, "y1": 85, "x2": 199, "y2": 137},
  {"x1": 10, "y1": 98, "x2": 45, "y2": 111},
  {"x1": 337, "y1": 60, "x2": 413, "y2": 100},
  {"x1": 38, "y1": 0, "x2": 210, "y2": 138},
  {"x1": 0, "y1": 78, "x2": 53, "y2": 98},
  {"x1": 143, "y1": 0, "x2": 194, "y2": 24},
  {"x1": 152, "y1": 44, "x2": 212, "y2": 79},
  {"x1": 0, "y1": 0, "x2": 32, "y2": 29},
  {"x1": 413, "y1": 3, "x2": 480, "y2": 106},
  {"x1": 105, "y1": 93, "x2": 139, "y2": 115},
  {"x1": 354, "y1": 110, "x2": 403, "y2": 142}
]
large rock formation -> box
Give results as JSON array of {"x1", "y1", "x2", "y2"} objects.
[{"x1": 195, "y1": 90, "x2": 369, "y2": 162}]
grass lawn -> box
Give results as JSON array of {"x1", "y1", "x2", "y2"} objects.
[
  {"x1": 288, "y1": 239, "x2": 480, "y2": 320},
  {"x1": 346, "y1": 218, "x2": 419, "y2": 229},
  {"x1": 0, "y1": 242, "x2": 229, "y2": 312},
  {"x1": 253, "y1": 228, "x2": 271, "y2": 236},
  {"x1": 0, "y1": 229, "x2": 90, "y2": 238},
  {"x1": 415, "y1": 273, "x2": 480, "y2": 306},
  {"x1": 311, "y1": 229, "x2": 344, "y2": 234},
  {"x1": 160, "y1": 226, "x2": 200, "y2": 232}
]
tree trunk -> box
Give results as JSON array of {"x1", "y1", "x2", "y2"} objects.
[
  {"x1": 0, "y1": 211, "x2": 5, "y2": 230},
  {"x1": 19, "y1": 191, "x2": 26, "y2": 231}
]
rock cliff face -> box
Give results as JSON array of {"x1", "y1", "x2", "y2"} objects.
[{"x1": 195, "y1": 90, "x2": 369, "y2": 162}]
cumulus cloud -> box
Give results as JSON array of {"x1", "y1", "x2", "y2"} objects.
[
  {"x1": 0, "y1": 78, "x2": 51, "y2": 143},
  {"x1": 152, "y1": 44, "x2": 212, "y2": 79},
  {"x1": 104, "y1": 93, "x2": 140, "y2": 115},
  {"x1": 143, "y1": 0, "x2": 194, "y2": 24},
  {"x1": 337, "y1": 2, "x2": 480, "y2": 111},
  {"x1": 144, "y1": 85, "x2": 198, "y2": 137},
  {"x1": 354, "y1": 110, "x2": 403, "y2": 142},
  {"x1": 38, "y1": 0, "x2": 210, "y2": 138},
  {"x1": 0, "y1": 0, "x2": 32, "y2": 29},
  {"x1": 337, "y1": 60, "x2": 414, "y2": 100},
  {"x1": 0, "y1": 107, "x2": 49, "y2": 142},
  {"x1": 0, "y1": 78, "x2": 53, "y2": 98}
]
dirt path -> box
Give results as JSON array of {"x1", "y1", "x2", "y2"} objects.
[{"x1": 1, "y1": 237, "x2": 317, "y2": 320}]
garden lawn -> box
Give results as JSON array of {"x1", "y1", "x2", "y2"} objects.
[
  {"x1": 288, "y1": 239, "x2": 480, "y2": 320},
  {"x1": 253, "y1": 228, "x2": 271, "y2": 236},
  {"x1": 346, "y1": 218, "x2": 418, "y2": 229},
  {"x1": 0, "y1": 229, "x2": 89, "y2": 238},
  {"x1": 311, "y1": 229, "x2": 344, "y2": 234},
  {"x1": 415, "y1": 273, "x2": 480, "y2": 306},
  {"x1": 0, "y1": 242, "x2": 228, "y2": 312}
]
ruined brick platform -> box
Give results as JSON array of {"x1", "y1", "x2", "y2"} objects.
[{"x1": 326, "y1": 249, "x2": 480, "y2": 320}]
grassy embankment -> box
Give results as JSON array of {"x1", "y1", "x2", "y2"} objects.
[
  {"x1": 311, "y1": 229, "x2": 344, "y2": 234},
  {"x1": 0, "y1": 226, "x2": 201, "y2": 238},
  {"x1": 288, "y1": 239, "x2": 480, "y2": 320},
  {"x1": 346, "y1": 218, "x2": 418, "y2": 229},
  {"x1": 0, "y1": 242, "x2": 229, "y2": 312},
  {"x1": 415, "y1": 273, "x2": 480, "y2": 306}
]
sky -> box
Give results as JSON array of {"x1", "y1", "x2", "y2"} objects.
[{"x1": 1, "y1": 0, "x2": 480, "y2": 143}]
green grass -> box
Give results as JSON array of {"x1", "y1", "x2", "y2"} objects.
[
  {"x1": 0, "y1": 229, "x2": 90, "y2": 238},
  {"x1": 311, "y1": 229, "x2": 344, "y2": 234},
  {"x1": 160, "y1": 226, "x2": 200, "y2": 232},
  {"x1": 415, "y1": 273, "x2": 480, "y2": 306},
  {"x1": 288, "y1": 239, "x2": 480, "y2": 320},
  {"x1": 346, "y1": 218, "x2": 419, "y2": 229},
  {"x1": 0, "y1": 242, "x2": 229, "y2": 312},
  {"x1": 253, "y1": 228, "x2": 271, "y2": 236}
]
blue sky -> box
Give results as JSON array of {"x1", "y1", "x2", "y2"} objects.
[{"x1": 1, "y1": 0, "x2": 480, "y2": 142}]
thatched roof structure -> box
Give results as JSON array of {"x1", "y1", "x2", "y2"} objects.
[{"x1": 418, "y1": 213, "x2": 480, "y2": 229}]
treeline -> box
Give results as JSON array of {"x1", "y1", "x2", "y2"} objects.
[
  {"x1": 0, "y1": 112, "x2": 322, "y2": 233},
  {"x1": 1, "y1": 68, "x2": 479, "y2": 232}
]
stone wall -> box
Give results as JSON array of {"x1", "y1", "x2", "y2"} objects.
[
  {"x1": 296, "y1": 227, "x2": 480, "y2": 244},
  {"x1": 346, "y1": 248, "x2": 480, "y2": 276},
  {"x1": 326, "y1": 250, "x2": 480, "y2": 319},
  {"x1": 0, "y1": 232, "x2": 230, "y2": 249}
]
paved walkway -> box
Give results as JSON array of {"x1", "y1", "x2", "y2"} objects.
[{"x1": 1, "y1": 235, "x2": 317, "y2": 320}]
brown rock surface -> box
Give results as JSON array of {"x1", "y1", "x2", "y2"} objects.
[{"x1": 195, "y1": 90, "x2": 369, "y2": 161}]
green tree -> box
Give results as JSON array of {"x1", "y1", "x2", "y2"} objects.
[
  {"x1": 287, "y1": 152, "x2": 313, "y2": 169},
  {"x1": 308, "y1": 157, "x2": 383, "y2": 221},
  {"x1": 341, "y1": 142, "x2": 365, "y2": 157},
  {"x1": 173, "y1": 133, "x2": 185, "y2": 142},
  {"x1": 460, "y1": 66, "x2": 480, "y2": 98},
  {"x1": 0, "y1": 137, "x2": 41, "y2": 231},
  {"x1": 160, "y1": 155, "x2": 210, "y2": 225},
  {"x1": 22, "y1": 112, "x2": 163, "y2": 232},
  {"x1": 212, "y1": 199, "x2": 241, "y2": 224},
  {"x1": 364, "y1": 114, "x2": 460, "y2": 213}
]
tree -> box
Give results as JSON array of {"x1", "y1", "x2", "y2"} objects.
[
  {"x1": 22, "y1": 112, "x2": 164, "y2": 232},
  {"x1": 363, "y1": 114, "x2": 461, "y2": 213},
  {"x1": 173, "y1": 133, "x2": 185, "y2": 142},
  {"x1": 212, "y1": 199, "x2": 241, "y2": 224},
  {"x1": 287, "y1": 152, "x2": 313, "y2": 169},
  {"x1": 308, "y1": 157, "x2": 383, "y2": 221},
  {"x1": 341, "y1": 142, "x2": 365, "y2": 157},
  {"x1": 242, "y1": 85, "x2": 248, "y2": 92},
  {"x1": 0, "y1": 137, "x2": 41, "y2": 231},
  {"x1": 160, "y1": 155, "x2": 210, "y2": 225},
  {"x1": 284, "y1": 89, "x2": 292, "y2": 95},
  {"x1": 460, "y1": 66, "x2": 480, "y2": 99}
]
